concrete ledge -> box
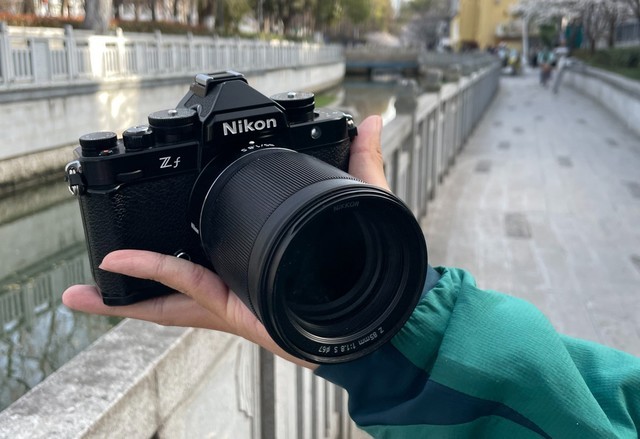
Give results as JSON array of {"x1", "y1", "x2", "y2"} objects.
[
  {"x1": 0, "y1": 314, "x2": 358, "y2": 438},
  {"x1": 0, "y1": 319, "x2": 256, "y2": 438},
  {"x1": 0, "y1": 144, "x2": 75, "y2": 197},
  {"x1": 564, "y1": 63, "x2": 640, "y2": 138}
]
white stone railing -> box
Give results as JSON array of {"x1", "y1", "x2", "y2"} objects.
[
  {"x1": 0, "y1": 23, "x2": 343, "y2": 88},
  {"x1": 382, "y1": 62, "x2": 501, "y2": 217}
]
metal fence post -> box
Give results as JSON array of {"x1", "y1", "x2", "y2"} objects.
[
  {"x1": 115, "y1": 27, "x2": 126, "y2": 76},
  {"x1": 187, "y1": 31, "x2": 194, "y2": 72},
  {"x1": 154, "y1": 30, "x2": 163, "y2": 74},
  {"x1": 0, "y1": 22, "x2": 13, "y2": 85},
  {"x1": 259, "y1": 349, "x2": 276, "y2": 439}
]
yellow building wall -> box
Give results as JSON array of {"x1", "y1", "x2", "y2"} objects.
[
  {"x1": 452, "y1": 0, "x2": 521, "y2": 50},
  {"x1": 457, "y1": 0, "x2": 479, "y2": 44}
]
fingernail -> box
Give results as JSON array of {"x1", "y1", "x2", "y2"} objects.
[{"x1": 98, "y1": 256, "x2": 109, "y2": 270}]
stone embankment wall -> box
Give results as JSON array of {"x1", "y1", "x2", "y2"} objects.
[{"x1": 563, "y1": 63, "x2": 640, "y2": 138}]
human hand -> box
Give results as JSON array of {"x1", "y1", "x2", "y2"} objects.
[{"x1": 62, "y1": 115, "x2": 388, "y2": 370}]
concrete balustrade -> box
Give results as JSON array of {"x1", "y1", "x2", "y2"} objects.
[{"x1": 382, "y1": 63, "x2": 500, "y2": 216}]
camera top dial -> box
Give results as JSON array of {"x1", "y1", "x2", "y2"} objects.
[{"x1": 271, "y1": 91, "x2": 315, "y2": 123}]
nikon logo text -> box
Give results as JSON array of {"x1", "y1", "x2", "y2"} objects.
[
  {"x1": 222, "y1": 118, "x2": 277, "y2": 136},
  {"x1": 334, "y1": 201, "x2": 359, "y2": 211}
]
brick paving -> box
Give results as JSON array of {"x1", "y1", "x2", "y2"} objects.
[{"x1": 420, "y1": 68, "x2": 640, "y2": 356}]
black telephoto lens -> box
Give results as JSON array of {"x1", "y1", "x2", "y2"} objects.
[{"x1": 197, "y1": 148, "x2": 427, "y2": 363}]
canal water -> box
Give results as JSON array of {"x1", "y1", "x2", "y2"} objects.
[{"x1": 0, "y1": 77, "x2": 403, "y2": 411}]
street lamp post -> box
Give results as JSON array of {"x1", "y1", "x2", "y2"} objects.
[{"x1": 522, "y1": 14, "x2": 530, "y2": 67}]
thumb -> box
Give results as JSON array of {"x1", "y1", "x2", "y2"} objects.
[{"x1": 348, "y1": 115, "x2": 390, "y2": 191}]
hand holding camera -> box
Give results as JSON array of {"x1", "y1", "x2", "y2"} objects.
[{"x1": 63, "y1": 72, "x2": 428, "y2": 364}]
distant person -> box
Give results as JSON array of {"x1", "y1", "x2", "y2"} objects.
[
  {"x1": 63, "y1": 116, "x2": 640, "y2": 438},
  {"x1": 497, "y1": 43, "x2": 509, "y2": 68},
  {"x1": 552, "y1": 45, "x2": 570, "y2": 94},
  {"x1": 537, "y1": 47, "x2": 554, "y2": 87},
  {"x1": 530, "y1": 47, "x2": 539, "y2": 67}
]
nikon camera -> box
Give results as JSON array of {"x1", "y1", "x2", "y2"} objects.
[{"x1": 65, "y1": 71, "x2": 428, "y2": 363}]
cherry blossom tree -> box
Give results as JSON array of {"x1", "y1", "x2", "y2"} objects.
[
  {"x1": 582, "y1": 0, "x2": 631, "y2": 49},
  {"x1": 83, "y1": 0, "x2": 113, "y2": 32},
  {"x1": 513, "y1": 0, "x2": 633, "y2": 51},
  {"x1": 620, "y1": 0, "x2": 640, "y2": 21}
]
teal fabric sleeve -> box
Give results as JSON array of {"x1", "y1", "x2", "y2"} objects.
[{"x1": 315, "y1": 267, "x2": 640, "y2": 438}]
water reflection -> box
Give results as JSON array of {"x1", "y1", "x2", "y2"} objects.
[
  {"x1": 0, "y1": 180, "x2": 119, "y2": 412},
  {"x1": 319, "y1": 78, "x2": 401, "y2": 124}
]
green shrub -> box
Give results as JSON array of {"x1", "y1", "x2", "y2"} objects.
[{"x1": 574, "y1": 47, "x2": 640, "y2": 69}]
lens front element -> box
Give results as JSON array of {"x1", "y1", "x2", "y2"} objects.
[{"x1": 281, "y1": 208, "x2": 369, "y2": 316}]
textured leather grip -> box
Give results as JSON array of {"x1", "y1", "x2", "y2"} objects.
[{"x1": 79, "y1": 172, "x2": 205, "y2": 305}]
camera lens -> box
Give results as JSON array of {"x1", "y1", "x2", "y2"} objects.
[{"x1": 197, "y1": 148, "x2": 427, "y2": 363}]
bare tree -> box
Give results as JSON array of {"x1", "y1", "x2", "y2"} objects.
[
  {"x1": 620, "y1": 0, "x2": 640, "y2": 20},
  {"x1": 513, "y1": 0, "x2": 633, "y2": 51},
  {"x1": 21, "y1": 0, "x2": 35, "y2": 14},
  {"x1": 83, "y1": 0, "x2": 113, "y2": 32},
  {"x1": 600, "y1": 0, "x2": 633, "y2": 47},
  {"x1": 400, "y1": 0, "x2": 450, "y2": 49},
  {"x1": 581, "y1": 1, "x2": 610, "y2": 51},
  {"x1": 573, "y1": 0, "x2": 632, "y2": 51},
  {"x1": 197, "y1": 0, "x2": 217, "y2": 26}
]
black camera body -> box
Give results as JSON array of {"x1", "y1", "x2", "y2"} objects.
[
  {"x1": 66, "y1": 71, "x2": 355, "y2": 305},
  {"x1": 67, "y1": 71, "x2": 427, "y2": 363}
]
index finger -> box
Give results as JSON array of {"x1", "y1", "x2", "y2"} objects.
[
  {"x1": 62, "y1": 283, "x2": 225, "y2": 329},
  {"x1": 99, "y1": 249, "x2": 229, "y2": 306}
]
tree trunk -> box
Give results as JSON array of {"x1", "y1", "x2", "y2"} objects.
[
  {"x1": 607, "y1": 21, "x2": 615, "y2": 48},
  {"x1": 60, "y1": 0, "x2": 69, "y2": 16},
  {"x1": 173, "y1": 0, "x2": 180, "y2": 21},
  {"x1": 197, "y1": 0, "x2": 216, "y2": 26},
  {"x1": 22, "y1": 0, "x2": 35, "y2": 14},
  {"x1": 113, "y1": 0, "x2": 123, "y2": 19},
  {"x1": 83, "y1": 0, "x2": 113, "y2": 33}
]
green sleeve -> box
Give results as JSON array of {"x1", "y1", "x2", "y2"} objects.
[{"x1": 316, "y1": 267, "x2": 640, "y2": 438}]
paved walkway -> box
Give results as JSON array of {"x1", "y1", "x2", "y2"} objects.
[{"x1": 421, "y1": 67, "x2": 640, "y2": 357}]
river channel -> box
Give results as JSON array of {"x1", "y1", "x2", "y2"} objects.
[{"x1": 0, "y1": 77, "x2": 402, "y2": 411}]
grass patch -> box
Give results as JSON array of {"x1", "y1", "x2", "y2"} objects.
[
  {"x1": 573, "y1": 48, "x2": 640, "y2": 82},
  {"x1": 592, "y1": 65, "x2": 640, "y2": 81}
]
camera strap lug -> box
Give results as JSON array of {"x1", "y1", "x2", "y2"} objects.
[
  {"x1": 65, "y1": 160, "x2": 85, "y2": 196},
  {"x1": 345, "y1": 114, "x2": 358, "y2": 139}
]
